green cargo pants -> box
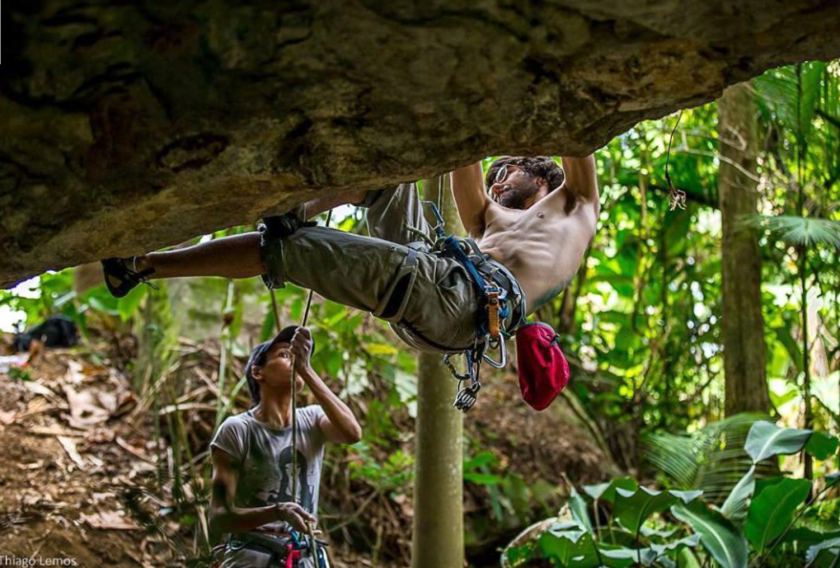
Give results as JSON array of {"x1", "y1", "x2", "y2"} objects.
[{"x1": 260, "y1": 183, "x2": 521, "y2": 354}]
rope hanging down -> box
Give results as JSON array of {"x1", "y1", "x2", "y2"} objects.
[
  {"x1": 268, "y1": 208, "x2": 334, "y2": 567},
  {"x1": 665, "y1": 109, "x2": 687, "y2": 211}
]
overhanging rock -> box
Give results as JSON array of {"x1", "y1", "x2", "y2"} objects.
[{"x1": 2, "y1": 0, "x2": 839, "y2": 287}]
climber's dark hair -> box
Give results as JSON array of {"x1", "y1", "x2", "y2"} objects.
[{"x1": 485, "y1": 156, "x2": 566, "y2": 192}]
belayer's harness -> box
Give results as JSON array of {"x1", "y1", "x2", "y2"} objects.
[
  {"x1": 221, "y1": 530, "x2": 331, "y2": 568},
  {"x1": 425, "y1": 203, "x2": 523, "y2": 412}
]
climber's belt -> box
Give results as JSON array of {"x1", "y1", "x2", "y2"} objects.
[
  {"x1": 395, "y1": 240, "x2": 526, "y2": 353},
  {"x1": 471, "y1": 253, "x2": 526, "y2": 337}
]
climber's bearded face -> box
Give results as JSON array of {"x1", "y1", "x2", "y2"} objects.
[{"x1": 488, "y1": 165, "x2": 549, "y2": 210}]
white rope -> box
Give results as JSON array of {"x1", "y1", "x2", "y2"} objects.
[{"x1": 275, "y1": 208, "x2": 332, "y2": 567}]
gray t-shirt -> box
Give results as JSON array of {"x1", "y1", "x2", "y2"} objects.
[{"x1": 211, "y1": 406, "x2": 326, "y2": 567}]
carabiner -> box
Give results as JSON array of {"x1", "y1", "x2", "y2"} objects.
[{"x1": 482, "y1": 335, "x2": 506, "y2": 368}]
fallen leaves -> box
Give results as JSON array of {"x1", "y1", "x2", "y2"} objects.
[
  {"x1": 58, "y1": 436, "x2": 86, "y2": 468},
  {"x1": 79, "y1": 510, "x2": 140, "y2": 531},
  {"x1": 63, "y1": 384, "x2": 114, "y2": 428}
]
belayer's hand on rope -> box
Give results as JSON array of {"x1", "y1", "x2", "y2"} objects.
[
  {"x1": 290, "y1": 327, "x2": 314, "y2": 374},
  {"x1": 272, "y1": 502, "x2": 317, "y2": 533}
]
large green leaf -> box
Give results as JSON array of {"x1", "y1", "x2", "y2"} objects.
[
  {"x1": 583, "y1": 477, "x2": 639, "y2": 503},
  {"x1": 539, "y1": 525, "x2": 598, "y2": 568},
  {"x1": 744, "y1": 477, "x2": 812, "y2": 553},
  {"x1": 600, "y1": 547, "x2": 657, "y2": 567},
  {"x1": 649, "y1": 534, "x2": 702, "y2": 559},
  {"x1": 537, "y1": 524, "x2": 650, "y2": 568},
  {"x1": 614, "y1": 487, "x2": 702, "y2": 534},
  {"x1": 677, "y1": 548, "x2": 702, "y2": 568},
  {"x1": 502, "y1": 543, "x2": 535, "y2": 568},
  {"x1": 672, "y1": 502, "x2": 748, "y2": 568},
  {"x1": 569, "y1": 487, "x2": 594, "y2": 533},
  {"x1": 744, "y1": 421, "x2": 813, "y2": 463},
  {"x1": 784, "y1": 528, "x2": 840, "y2": 548},
  {"x1": 805, "y1": 432, "x2": 840, "y2": 460},
  {"x1": 720, "y1": 465, "x2": 755, "y2": 525}
]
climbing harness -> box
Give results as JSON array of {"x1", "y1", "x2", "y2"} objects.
[
  {"x1": 222, "y1": 530, "x2": 331, "y2": 568},
  {"x1": 423, "y1": 201, "x2": 519, "y2": 412}
]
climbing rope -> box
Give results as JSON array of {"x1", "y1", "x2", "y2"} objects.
[
  {"x1": 269, "y1": 207, "x2": 334, "y2": 568},
  {"x1": 665, "y1": 109, "x2": 687, "y2": 211}
]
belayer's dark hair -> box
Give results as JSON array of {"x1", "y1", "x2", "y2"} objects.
[
  {"x1": 244, "y1": 325, "x2": 316, "y2": 408},
  {"x1": 485, "y1": 156, "x2": 566, "y2": 192}
]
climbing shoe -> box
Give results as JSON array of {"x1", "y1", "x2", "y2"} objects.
[{"x1": 101, "y1": 257, "x2": 157, "y2": 298}]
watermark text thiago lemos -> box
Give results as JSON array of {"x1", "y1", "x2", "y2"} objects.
[{"x1": 0, "y1": 556, "x2": 78, "y2": 567}]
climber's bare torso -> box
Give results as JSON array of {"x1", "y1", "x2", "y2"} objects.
[{"x1": 451, "y1": 157, "x2": 599, "y2": 314}]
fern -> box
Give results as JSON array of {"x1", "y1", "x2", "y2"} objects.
[
  {"x1": 642, "y1": 413, "x2": 776, "y2": 504},
  {"x1": 753, "y1": 61, "x2": 827, "y2": 141},
  {"x1": 740, "y1": 214, "x2": 840, "y2": 249}
]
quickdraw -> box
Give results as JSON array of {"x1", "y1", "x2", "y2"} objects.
[{"x1": 427, "y1": 203, "x2": 511, "y2": 412}]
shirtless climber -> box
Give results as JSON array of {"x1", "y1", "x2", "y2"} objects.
[{"x1": 102, "y1": 155, "x2": 599, "y2": 398}]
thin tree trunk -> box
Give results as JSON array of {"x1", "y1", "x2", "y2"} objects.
[
  {"x1": 718, "y1": 83, "x2": 772, "y2": 416},
  {"x1": 411, "y1": 174, "x2": 464, "y2": 568},
  {"x1": 796, "y1": 64, "x2": 814, "y2": 480}
]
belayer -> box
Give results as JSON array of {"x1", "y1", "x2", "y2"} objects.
[
  {"x1": 102, "y1": 155, "x2": 599, "y2": 410},
  {"x1": 210, "y1": 325, "x2": 362, "y2": 567}
]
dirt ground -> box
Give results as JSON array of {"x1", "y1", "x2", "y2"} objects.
[
  {"x1": 0, "y1": 337, "x2": 614, "y2": 568},
  {"x1": 0, "y1": 349, "x2": 155, "y2": 567}
]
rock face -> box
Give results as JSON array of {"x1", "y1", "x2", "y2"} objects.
[{"x1": 2, "y1": 1, "x2": 839, "y2": 287}]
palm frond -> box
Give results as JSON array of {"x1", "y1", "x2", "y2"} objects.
[
  {"x1": 644, "y1": 432, "x2": 702, "y2": 488},
  {"x1": 753, "y1": 62, "x2": 828, "y2": 140},
  {"x1": 740, "y1": 214, "x2": 840, "y2": 249},
  {"x1": 642, "y1": 413, "x2": 775, "y2": 504}
]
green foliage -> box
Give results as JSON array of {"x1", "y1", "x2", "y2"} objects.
[
  {"x1": 744, "y1": 420, "x2": 814, "y2": 463},
  {"x1": 744, "y1": 478, "x2": 811, "y2": 553},
  {"x1": 349, "y1": 442, "x2": 414, "y2": 492},
  {"x1": 643, "y1": 413, "x2": 769, "y2": 503},
  {"x1": 672, "y1": 502, "x2": 748, "y2": 568},
  {"x1": 583, "y1": 477, "x2": 639, "y2": 502},
  {"x1": 504, "y1": 420, "x2": 839, "y2": 568},
  {"x1": 719, "y1": 465, "x2": 755, "y2": 525},
  {"x1": 753, "y1": 61, "x2": 828, "y2": 142},
  {"x1": 807, "y1": 432, "x2": 840, "y2": 461},
  {"x1": 613, "y1": 487, "x2": 702, "y2": 534},
  {"x1": 0, "y1": 270, "x2": 150, "y2": 338},
  {"x1": 743, "y1": 215, "x2": 840, "y2": 249}
]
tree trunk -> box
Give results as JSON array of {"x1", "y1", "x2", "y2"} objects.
[
  {"x1": 411, "y1": 174, "x2": 464, "y2": 568},
  {"x1": 718, "y1": 83, "x2": 771, "y2": 416}
]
